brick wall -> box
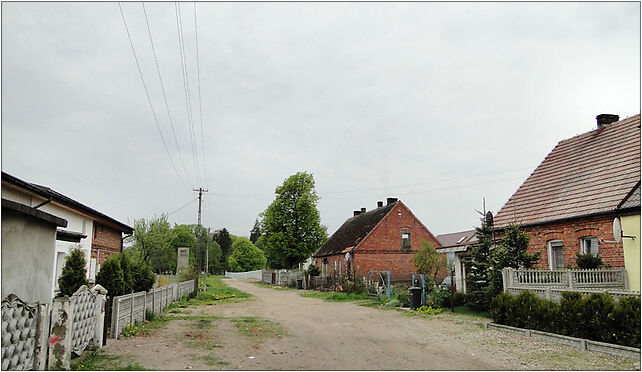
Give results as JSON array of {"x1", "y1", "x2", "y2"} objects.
[
  {"x1": 497, "y1": 213, "x2": 625, "y2": 270},
  {"x1": 315, "y1": 202, "x2": 442, "y2": 281},
  {"x1": 91, "y1": 223, "x2": 123, "y2": 265}
]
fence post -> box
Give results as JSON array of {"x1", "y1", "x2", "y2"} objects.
[
  {"x1": 502, "y1": 268, "x2": 508, "y2": 292},
  {"x1": 508, "y1": 268, "x2": 514, "y2": 288},
  {"x1": 90, "y1": 284, "x2": 108, "y2": 349},
  {"x1": 567, "y1": 269, "x2": 573, "y2": 289},
  {"x1": 35, "y1": 303, "x2": 50, "y2": 370},
  {"x1": 112, "y1": 297, "x2": 119, "y2": 340},
  {"x1": 129, "y1": 292, "x2": 134, "y2": 325},
  {"x1": 623, "y1": 269, "x2": 629, "y2": 290},
  {"x1": 545, "y1": 287, "x2": 551, "y2": 300},
  {"x1": 48, "y1": 296, "x2": 73, "y2": 370}
]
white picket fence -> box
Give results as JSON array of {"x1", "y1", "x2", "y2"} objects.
[
  {"x1": 225, "y1": 270, "x2": 263, "y2": 280},
  {"x1": 110, "y1": 279, "x2": 195, "y2": 339}
]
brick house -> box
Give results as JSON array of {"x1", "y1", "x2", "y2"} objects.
[
  {"x1": 312, "y1": 198, "x2": 441, "y2": 281},
  {"x1": 1, "y1": 172, "x2": 133, "y2": 295},
  {"x1": 491, "y1": 114, "x2": 640, "y2": 278}
]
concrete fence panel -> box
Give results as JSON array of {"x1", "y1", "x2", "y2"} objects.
[
  {"x1": 225, "y1": 270, "x2": 263, "y2": 280},
  {"x1": 1, "y1": 294, "x2": 49, "y2": 371}
]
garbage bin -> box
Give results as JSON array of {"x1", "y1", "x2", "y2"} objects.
[
  {"x1": 409, "y1": 287, "x2": 422, "y2": 309},
  {"x1": 296, "y1": 278, "x2": 303, "y2": 290}
]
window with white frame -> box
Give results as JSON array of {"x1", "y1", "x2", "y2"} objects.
[
  {"x1": 548, "y1": 240, "x2": 564, "y2": 270},
  {"x1": 401, "y1": 231, "x2": 411, "y2": 251},
  {"x1": 580, "y1": 236, "x2": 598, "y2": 257}
]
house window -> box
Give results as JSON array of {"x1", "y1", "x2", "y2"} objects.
[
  {"x1": 548, "y1": 240, "x2": 564, "y2": 270},
  {"x1": 580, "y1": 236, "x2": 598, "y2": 257},
  {"x1": 401, "y1": 231, "x2": 411, "y2": 251}
]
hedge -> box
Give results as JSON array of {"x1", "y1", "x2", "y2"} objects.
[{"x1": 490, "y1": 291, "x2": 640, "y2": 348}]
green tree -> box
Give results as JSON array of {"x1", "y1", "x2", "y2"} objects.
[
  {"x1": 96, "y1": 256, "x2": 126, "y2": 297},
  {"x1": 413, "y1": 240, "x2": 446, "y2": 287},
  {"x1": 226, "y1": 237, "x2": 267, "y2": 272},
  {"x1": 213, "y1": 228, "x2": 233, "y2": 265},
  {"x1": 488, "y1": 224, "x2": 540, "y2": 296},
  {"x1": 128, "y1": 215, "x2": 173, "y2": 273},
  {"x1": 207, "y1": 240, "x2": 224, "y2": 274},
  {"x1": 465, "y1": 212, "x2": 494, "y2": 310},
  {"x1": 57, "y1": 247, "x2": 88, "y2": 297},
  {"x1": 131, "y1": 263, "x2": 156, "y2": 292},
  {"x1": 250, "y1": 219, "x2": 262, "y2": 243},
  {"x1": 119, "y1": 253, "x2": 134, "y2": 293},
  {"x1": 261, "y1": 172, "x2": 328, "y2": 269}
]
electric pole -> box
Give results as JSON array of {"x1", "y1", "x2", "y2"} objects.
[{"x1": 193, "y1": 188, "x2": 208, "y2": 290}]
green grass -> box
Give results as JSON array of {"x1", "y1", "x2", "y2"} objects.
[
  {"x1": 444, "y1": 305, "x2": 491, "y2": 319},
  {"x1": 300, "y1": 291, "x2": 371, "y2": 302},
  {"x1": 167, "y1": 275, "x2": 253, "y2": 311},
  {"x1": 70, "y1": 350, "x2": 146, "y2": 371},
  {"x1": 231, "y1": 317, "x2": 286, "y2": 339}
]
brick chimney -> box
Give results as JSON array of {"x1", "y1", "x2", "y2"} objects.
[
  {"x1": 361, "y1": 207, "x2": 366, "y2": 213},
  {"x1": 353, "y1": 210, "x2": 361, "y2": 217},
  {"x1": 386, "y1": 197, "x2": 398, "y2": 205},
  {"x1": 596, "y1": 114, "x2": 619, "y2": 129},
  {"x1": 377, "y1": 201, "x2": 383, "y2": 208}
]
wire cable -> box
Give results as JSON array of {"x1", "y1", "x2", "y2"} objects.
[
  {"x1": 142, "y1": 2, "x2": 194, "y2": 187},
  {"x1": 167, "y1": 197, "x2": 198, "y2": 215},
  {"x1": 118, "y1": 2, "x2": 189, "y2": 188},
  {"x1": 194, "y1": 2, "x2": 209, "y2": 189},
  {"x1": 175, "y1": 2, "x2": 202, "y2": 187}
]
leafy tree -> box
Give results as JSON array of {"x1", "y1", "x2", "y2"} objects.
[
  {"x1": 465, "y1": 212, "x2": 494, "y2": 310},
  {"x1": 487, "y1": 224, "x2": 539, "y2": 296},
  {"x1": 261, "y1": 172, "x2": 328, "y2": 269},
  {"x1": 171, "y1": 224, "x2": 196, "y2": 249},
  {"x1": 413, "y1": 240, "x2": 446, "y2": 287},
  {"x1": 96, "y1": 256, "x2": 126, "y2": 297},
  {"x1": 128, "y1": 215, "x2": 173, "y2": 273},
  {"x1": 192, "y1": 225, "x2": 209, "y2": 274},
  {"x1": 58, "y1": 247, "x2": 88, "y2": 297},
  {"x1": 227, "y1": 237, "x2": 267, "y2": 272},
  {"x1": 250, "y1": 219, "x2": 262, "y2": 243}
]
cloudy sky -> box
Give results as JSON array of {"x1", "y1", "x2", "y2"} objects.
[{"x1": 2, "y1": 2, "x2": 640, "y2": 238}]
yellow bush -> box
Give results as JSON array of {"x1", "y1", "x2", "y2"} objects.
[{"x1": 157, "y1": 276, "x2": 170, "y2": 288}]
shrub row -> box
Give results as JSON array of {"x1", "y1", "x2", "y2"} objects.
[{"x1": 490, "y1": 291, "x2": 640, "y2": 348}]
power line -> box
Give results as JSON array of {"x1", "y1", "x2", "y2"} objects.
[
  {"x1": 117, "y1": 2, "x2": 189, "y2": 188},
  {"x1": 167, "y1": 197, "x2": 198, "y2": 215},
  {"x1": 194, "y1": 2, "x2": 209, "y2": 189},
  {"x1": 142, "y1": 2, "x2": 194, "y2": 187},
  {"x1": 175, "y1": 2, "x2": 202, "y2": 187}
]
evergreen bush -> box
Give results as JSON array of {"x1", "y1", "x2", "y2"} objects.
[
  {"x1": 490, "y1": 291, "x2": 640, "y2": 348},
  {"x1": 131, "y1": 263, "x2": 156, "y2": 292},
  {"x1": 610, "y1": 296, "x2": 641, "y2": 348},
  {"x1": 96, "y1": 256, "x2": 126, "y2": 297},
  {"x1": 119, "y1": 253, "x2": 134, "y2": 293},
  {"x1": 575, "y1": 252, "x2": 603, "y2": 269},
  {"x1": 57, "y1": 248, "x2": 89, "y2": 297}
]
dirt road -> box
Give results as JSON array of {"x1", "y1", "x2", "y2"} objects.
[{"x1": 104, "y1": 279, "x2": 637, "y2": 370}]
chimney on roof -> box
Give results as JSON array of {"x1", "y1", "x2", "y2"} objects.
[
  {"x1": 596, "y1": 114, "x2": 619, "y2": 129},
  {"x1": 377, "y1": 201, "x2": 383, "y2": 208},
  {"x1": 353, "y1": 210, "x2": 361, "y2": 217},
  {"x1": 386, "y1": 197, "x2": 398, "y2": 205},
  {"x1": 361, "y1": 207, "x2": 366, "y2": 213}
]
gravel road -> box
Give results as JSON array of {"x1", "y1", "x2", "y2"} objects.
[{"x1": 104, "y1": 279, "x2": 638, "y2": 370}]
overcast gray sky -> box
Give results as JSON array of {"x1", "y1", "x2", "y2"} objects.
[{"x1": 2, "y1": 2, "x2": 640, "y2": 238}]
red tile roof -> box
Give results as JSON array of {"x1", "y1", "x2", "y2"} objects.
[{"x1": 494, "y1": 114, "x2": 641, "y2": 228}]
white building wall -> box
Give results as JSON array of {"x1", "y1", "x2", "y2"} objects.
[{"x1": 2, "y1": 186, "x2": 96, "y2": 297}]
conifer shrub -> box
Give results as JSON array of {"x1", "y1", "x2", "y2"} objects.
[
  {"x1": 58, "y1": 248, "x2": 89, "y2": 297},
  {"x1": 575, "y1": 252, "x2": 603, "y2": 269},
  {"x1": 131, "y1": 263, "x2": 155, "y2": 292},
  {"x1": 96, "y1": 256, "x2": 126, "y2": 297},
  {"x1": 491, "y1": 290, "x2": 640, "y2": 348}
]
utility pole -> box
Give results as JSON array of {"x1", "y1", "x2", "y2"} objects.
[
  {"x1": 193, "y1": 188, "x2": 208, "y2": 291},
  {"x1": 193, "y1": 188, "x2": 208, "y2": 227}
]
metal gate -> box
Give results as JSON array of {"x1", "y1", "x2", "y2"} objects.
[{"x1": 366, "y1": 271, "x2": 390, "y2": 299}]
